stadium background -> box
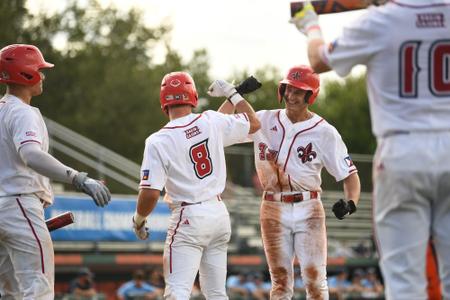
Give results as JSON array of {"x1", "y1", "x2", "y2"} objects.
[{"x1": 2, "y1": 0, "x2": 384, "y2": 299}]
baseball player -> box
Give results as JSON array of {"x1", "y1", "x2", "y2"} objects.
[
  {"x1": 132, "y1": 71, "x2": 260, "y2": 299},
  {"x1": 0, "y1": 44, "x2": 111, "y2": 300},
  {"x1": 212, "y1": 65, "x2": 361, "y2": 300},
  {"x1": 291, "y1": 1, "x2": 450, "y2": 299}
]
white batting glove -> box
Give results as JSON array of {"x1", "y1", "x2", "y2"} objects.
[
  {"x1": 207, "y1": 79, "x2": 244, "y2": 106},
  {"x1": 132, "y1": 214, "x2": 149, "y2": 240},
  {"x1": 72, "y1": 172, "x2": 111, "y2": 207},
  {"x1": 289, "y1": 2, "x2": 323, "y2": 40}
]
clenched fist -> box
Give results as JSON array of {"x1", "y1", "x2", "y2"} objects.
[
  {"x1": 332, "y1": 199, "x2": 356, "y2": 220},
  {"x1": 289, "y1": 2, "x2": 321, "y2": 38}
]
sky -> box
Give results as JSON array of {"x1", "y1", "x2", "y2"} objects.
[{"x1": 26, "y1": 0, "x2": 365, "y2": 80}]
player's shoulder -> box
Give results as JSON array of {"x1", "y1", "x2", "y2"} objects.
[
  {"x1": 312, "y1": 113, "x2": 340, "y2": 135},
  {"x1": 2, "y1": 96, "x2": 39, "y2": 123},
  {"x1": 3, "y1": 96, "x2": 33, "y2": 113},
  {"x1": 204, "y1": 110, "x2": 249, "y2": 123},
  {"x1": 347, "y1": 3, "x2": 396, "y2": 33},
  {"x1": 257, "y1": 109, "x2": 281, "y2": 120},
  {"x1": 145, "y1": 130, "x2": 167, "y2": 148},
  {"x1": 204, "y1": 109, "x2": 235, "y2": 120}
]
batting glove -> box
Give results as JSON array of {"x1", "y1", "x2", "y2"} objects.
[
  {"x1": 72, "y1": 172, "x2": 111, "y2": 207},
  {"x1": 332, "y1": 199, "x2": 357, "y2": 220},
  {"x1": 235, "y1": 76, "x2": 262, "y2": 95},
  {"x1": 132, "y1": 216, "x2": 149, "y2": 240},
  {"x1": 289, "y1": 2, "x2": 322, "y2": 40},
  {"x1": 207, "y1": 79, "x2": 244, "y2": 106}
]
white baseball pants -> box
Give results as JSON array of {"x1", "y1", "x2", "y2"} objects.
[
  {"x1": 0, "y1": 194, "x2": 54, "y2": 300},
  {"x1": 374, "y1": 131, "x2": 450, "y2": 300},
  {"x1": 163, "y1": 197, "x2": 231, "y2": 300},
  {"x1": 260, "y1": 197, "x2": 329, "y2": 300}
]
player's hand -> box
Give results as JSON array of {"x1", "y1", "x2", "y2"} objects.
[
  {"x1": 235, "y1": 76, "x2": 262, "y2": 95},
  {"x1": 133, "y1": 217, "x2": 149, "y2": 240},
  {"x1": 72, "y1": 172, "x2": 111, "y2": 207},
  {"x1": 289, "y1": 2, "x2": 319, "y2": 36},
  {"x1": 207, "y1": 79, "x2": 236, "y2": 98},
  {"x1": 332, "y1": 199, "x2": 356, "y2": 220},
  {"x1": 208, "y1": 79, "x2": 244, "y2": 105}
]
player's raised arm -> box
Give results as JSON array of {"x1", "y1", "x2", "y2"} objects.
[
  {"x1": 208, "y1": 77, "x2": 261, "y2": 133},
  {"x1": 290, "y1": 2, "x2": 331, "y2": 73}
]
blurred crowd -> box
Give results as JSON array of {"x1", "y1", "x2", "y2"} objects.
[
  {"x1": 58, "y1": 266, "x2": 384, "y2": 300},
  {"x1": 226, "y1": 267, "x2": 383, "y2": 300}
]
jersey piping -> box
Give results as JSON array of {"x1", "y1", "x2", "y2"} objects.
[{"x1": 162, "y1": 114, "x2": 203, "y2": 129}]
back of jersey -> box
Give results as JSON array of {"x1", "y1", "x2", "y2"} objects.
[
  {"x1": 140, "y1": 111, "x2": 249, "y2": 204},
  {"x1": 368, "y1": 1, "x2": 450, "y2": 137},
  {"x1": 327, "y1": 1, "x2": 450, "y2": 138}
]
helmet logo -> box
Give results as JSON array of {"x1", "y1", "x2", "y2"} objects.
[
  {"x1": 291, "y1": 72, "x2": 301, "y2": 80},
  {"x1": 169, "y1": 79, "x2": 181, "y2": 87}
]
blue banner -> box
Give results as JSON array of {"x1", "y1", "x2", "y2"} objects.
[{"x1": 44, "y1": 195, "x2": 170, "y2": 241}]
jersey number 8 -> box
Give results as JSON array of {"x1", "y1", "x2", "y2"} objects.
[{"x1": 189, "y1": 139, "x2": 213, "y2": 179}]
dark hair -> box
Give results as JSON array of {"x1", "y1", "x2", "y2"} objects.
[{"x1": 133, "y1": 270, "x2": 145, "y2": 280}]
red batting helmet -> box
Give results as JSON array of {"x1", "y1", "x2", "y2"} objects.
[
  {"x1": 160, "y1": 72, "x2": 198, "y2": 111},
  {"x1": 0, "y1": 44, "x2": 54, "y2": 86},
  {"x1": 277, "y1": 65, "x2": 320, "y2": 104}
]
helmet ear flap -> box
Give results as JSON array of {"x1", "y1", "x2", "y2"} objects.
[
  {"x1": 277, "y1": 83, "x2": 287, "y2": 103},
  {"x1": 305, "y1": 91, "x2": 312, "y2": 104}
]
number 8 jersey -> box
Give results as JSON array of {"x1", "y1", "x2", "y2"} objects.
[
  {"x1": 139, "y1": 110, "x2": 250, "y2": 204},
  {"x1": 322, "y1": 0, "x2": 450, "y2": 138}
]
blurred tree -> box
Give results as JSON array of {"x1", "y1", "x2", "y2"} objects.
[
  {"x1": 0, "y1": 0, "x2": 211, "y2": 164},
  {"x1": 0, "y1": 0, "x2": 28, "y2": 44}
]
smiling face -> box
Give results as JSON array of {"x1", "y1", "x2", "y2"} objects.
[{"x1": 283, "y1": 84, "x2": 309, "y2": 110}]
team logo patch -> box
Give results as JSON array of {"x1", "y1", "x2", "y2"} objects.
[
  {"x1": 142, "y1": 170, "x2": 149, "y2": 180},
  {"x1": 297, "y1": 143, "x2": 317, "y2": 163},
  {"x1": 344, "y1": 156, "x2": 354, "y2": 167},
  {"x1": 169, "y1": 79, "x2": 181, "y2": 87},
  {"x1": 26, "y1": 131, "x2": 37, "y2": 137}
]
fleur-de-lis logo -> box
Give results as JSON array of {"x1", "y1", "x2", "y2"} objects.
[
  {"x1": 297, "y1": 143, "x2": 317, "y2": 163},
  {"x1": 291, "y1": 71, "x2": 300, "y2": 80}
]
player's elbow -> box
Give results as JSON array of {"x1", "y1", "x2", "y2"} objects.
[{"x1": 248, "y1": 117, "x2": 261, "y2": 134}]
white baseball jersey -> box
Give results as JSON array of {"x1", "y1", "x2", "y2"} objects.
[
  {"x1": 323, "y1": 0, "x2": 450, "y2": 138},
  {"x1": 249, "y1": 109, "x2": 357, "y2": 192},
  {"x1": 139, "y1": 110, "x2": 250, "y2": 204},
  {"x1": 0, "y1": 94, "x2": 53, "y2": 203}
]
